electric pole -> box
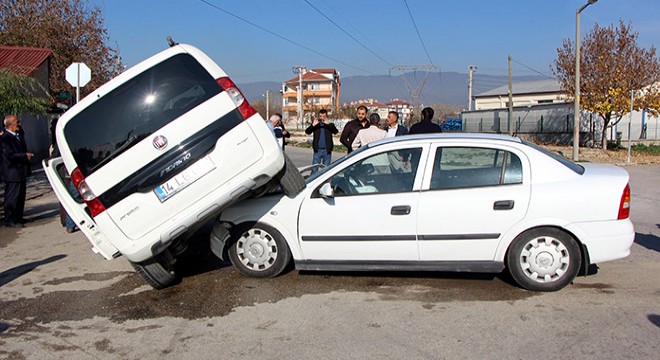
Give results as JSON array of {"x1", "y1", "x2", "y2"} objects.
[
  {"x1": 468, "y1": 65, "x2": 477, "y2": 111},
  {"x1": 292, "y1": 66, "x2": 307, "y2": 130},
  {"x1": 508, "y1": 55, "x2": 513, "y2": 136}
]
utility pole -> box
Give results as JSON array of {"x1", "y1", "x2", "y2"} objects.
[
  {"x1": 508, "y1": 55, "x2": 513, "y2": 136},
  {"x1": 574, "y1": 0, "x2": 598, "y2": 160},
  {"x1": 292, "y1": 66, "x2": 307, "y2": 130},
  {"x1": 265, "y1": 90, "x2": 270, "y2": 120},
  {"x1": 467, "y1": 65, "x2": 477, "y2": 111}
]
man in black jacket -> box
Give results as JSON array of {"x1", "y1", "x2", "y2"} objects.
[
  {"x1": 339, "y1": 105, "x2": 369, "y2": 154},
  {"x1": 305, "y1": 109, "x2": 338, "y2": 174},
  {"x1": 1, "y1": 115, "x2": 33, "y2": 227},
  {"x1": 409, "y1": 107, "x2": 442, "y2": 134}
]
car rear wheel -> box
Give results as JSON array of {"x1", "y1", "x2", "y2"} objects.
[
  {"x1": 507, "y1": 228, "x2": 581, "y2": 292},
  {"x1": 130, "y1": 251, "x2": 177, "y2": 289},
  {"x1": 228, "y1": 223, "x2": 291, "y2": 278},
  {"x1": 277, "y1": 152, "x2": 305, "y2": 197}
]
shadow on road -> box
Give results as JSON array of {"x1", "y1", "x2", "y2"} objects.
[
  {"x1": 0, "y1": 254, "x2": 67, "y2": 288},
  {"x1": 649, "y1": 314, "x2": 660, "y2": 328},
  {"x1": 635, "y1": 232, "x2": 660, "y2": 253}
]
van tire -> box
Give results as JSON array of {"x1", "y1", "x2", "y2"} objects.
[
  {"x1": 130, "y1": 254, "x2": 177, "y2": 290},
  {"x1": 277, "y1": 153, "x2": 306, "y2": 197}
]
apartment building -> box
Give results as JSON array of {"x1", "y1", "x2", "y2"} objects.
[{"x1": 282, "y1": 68, "x2": 340, "y2": 126}]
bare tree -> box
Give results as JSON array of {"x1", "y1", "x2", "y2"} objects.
[
  {"x1": 554, "y1": 20, "x2": 660, "y2": 148},
  {"x1": 0, "y1": 0, "x2": 122, "y2": 99}
]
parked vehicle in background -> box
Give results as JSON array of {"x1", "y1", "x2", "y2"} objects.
[
  {"x1": 43, "y1": 42, "x2": 305, "y2": 289},
  {"x1": 212, "y1": 133, "x2": 634, "y2": 292}
]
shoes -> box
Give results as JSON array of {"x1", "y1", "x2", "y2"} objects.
[
  {"x1": 5, "y1": 222, "x2": 25, "y2": 228},
  {"x1": 66, "y1": 227, "x2": 78, "y2": 233}
]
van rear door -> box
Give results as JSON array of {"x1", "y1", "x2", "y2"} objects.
[{"x1": 43, "y1": 158, "x2": 119, "y2": 260}]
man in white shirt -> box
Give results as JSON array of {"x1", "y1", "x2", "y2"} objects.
[{"x1": 352, "y1": 113, "x2": 387, "y2": 150}]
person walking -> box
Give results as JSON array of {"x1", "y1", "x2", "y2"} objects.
[
  {"x1": 340, "y1": 105, "x2": 369, "y2": 154},
  {"x1": 409, "y1": 107, "x2": 442, "y2": 134},
  {"x1": 305, "y1": 109, "x2": 338, "y2": 173},
  {"x1": 385, "y1": 111, "x2": 408, "y2": 137},
  {"x1": 1, "y1": 115, "x2": 33, "y2": 227},
  {"x1": 352, "y1": 113, "x2": 387, "y2": 150}
]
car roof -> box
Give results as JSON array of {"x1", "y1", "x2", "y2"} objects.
[{"x1": 366, "y1": 132, "x2": 523, "y2": 149}]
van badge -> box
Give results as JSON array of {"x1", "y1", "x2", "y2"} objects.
[{"x1": 153, "y1": 135, "x2": 168, "y2": 150}]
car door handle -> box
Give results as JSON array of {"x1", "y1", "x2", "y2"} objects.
[
  {"x1": 493, "y1": 200, "x2": 514, "y2": 210},
  {"x1": 391, "y1": 205, "x2": 411, "y2": 215}
]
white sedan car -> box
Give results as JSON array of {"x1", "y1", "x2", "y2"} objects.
[{"x1": 210, "y1": 134, "x2": 634, "y2": 291}]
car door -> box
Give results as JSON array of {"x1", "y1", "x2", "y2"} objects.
[
  {"x1": 416, "y1": 144, "x2": 531, "y2": 261},
  {"x1": 43, "y1": 158, "x2": 119, "y2": 259},
  {"x1": 297, "y1": 146, "x2": 426, "y2": 261}
]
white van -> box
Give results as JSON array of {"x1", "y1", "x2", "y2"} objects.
[{"x1": 43, "y1": 43, "x2": 304, "y2": 289}]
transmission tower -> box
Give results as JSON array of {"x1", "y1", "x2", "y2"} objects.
[{"x1": 390, "y1": 65, "x2": 438, "y2": 114}]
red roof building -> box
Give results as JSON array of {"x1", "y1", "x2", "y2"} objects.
[
  {"x1": 282, "y1": 67, "x2": 340, "y2": 126},
  {"x1": 0, "y1": 46, "x2": 52, "y2": 76}
]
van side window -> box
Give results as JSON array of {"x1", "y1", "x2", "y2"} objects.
[{"x1": 430, "y1": 147, "x2": 522, "y2": 190}]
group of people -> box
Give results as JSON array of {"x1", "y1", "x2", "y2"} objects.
[
  {"x1": 304, "y1": 106, "x2": 442, "y2": 171},
  {"x1": 0, "y1": 114, "x2": 34, "y2": 228}
]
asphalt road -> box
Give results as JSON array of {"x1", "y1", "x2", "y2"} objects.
[{"x1": 0, "y1": 148, "x2": 658, "y2": 359}]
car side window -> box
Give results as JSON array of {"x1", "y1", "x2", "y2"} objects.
[
  {"x1": 430, "y1": 147, "x2": 522, "y2": 190},
  {"x1": 330, "y1": 148, "x2": 422, "y2": 196}
]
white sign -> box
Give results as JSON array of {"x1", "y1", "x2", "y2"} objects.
[{"x1": 66, "y1": 62, "x2": 91, "y2": 87}]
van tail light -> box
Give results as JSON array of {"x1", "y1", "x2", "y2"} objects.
[
  {"x1": 617, "y1": 183, "x2": 630, "y2": 220},
  {"x1": 217, "y1": 77, "x2": 257, "y2": 120},
  {"x1": 70, "y1": 168, "x2": 106, "y2": 218}
]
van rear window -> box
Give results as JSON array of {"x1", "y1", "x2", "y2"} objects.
[{"x1": 64, "y1": 53, "x2": 222, "y2": 176}]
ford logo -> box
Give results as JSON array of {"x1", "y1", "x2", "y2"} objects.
[{"x1": 152, "y1": 135, "x2": 168, "y2": 150}]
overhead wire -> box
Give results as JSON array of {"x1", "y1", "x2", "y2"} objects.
[
  {"x1": 198, "y1": 0, "x2": 377, "y2": 75},
  {"x1": 511, "y1": 59, "x2": 556, "y2": 79},
  {"x1": 402, "y1": 0, "x2": 434, "y2": 68}
]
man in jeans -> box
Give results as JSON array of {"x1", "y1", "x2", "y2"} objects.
[{"x1": 305, "y1": 109, "x2": 338, "y2": 174}]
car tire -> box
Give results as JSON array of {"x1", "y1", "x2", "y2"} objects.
[
  {"x1": 506, "y1": 228, "x2": 581, "y2": 292},
  {"x1": 130, "y1": 252, "x2": 177, "y2": 290},
  {"x1": 228, "y1": 223, "x2": 291, "y2": 278},
  {"x1": 277, "y1": 152, "x2": 305, "y2": 197}
]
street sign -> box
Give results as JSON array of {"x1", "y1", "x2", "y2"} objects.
[{"x1": 66, "y1": 62, "x2": 91, "y2": 87}]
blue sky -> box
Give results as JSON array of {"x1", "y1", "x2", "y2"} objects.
[{"x1": 93, "y1": 0, "x2": 660, "y2": 86}]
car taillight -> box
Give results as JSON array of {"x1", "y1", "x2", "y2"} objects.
[
  {"x1": 216, "y1": 77, "x2": 257, "y2": 120},
  {"x1": 617, "y1": 183, "x2": 630, "y2": 220},
  {"x1": 71, "y1": 168, "x2": 106, "y2": 217}
]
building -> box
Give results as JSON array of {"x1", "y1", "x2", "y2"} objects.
[
  {"x1": 473, "y1": 79, "x2": 566, "y2": 110},
  {"x1": 0, "y1": 45, "x2": 54, "y2": 161},
  {"x1": 282, "y1": 68, "x2": 340, "y2": 127}
]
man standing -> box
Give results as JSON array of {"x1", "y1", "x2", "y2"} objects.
[
  {"x1": 1, "y1": 115, "x2": 33, "y2": 227},
  {"x1": 340, "y1": 105, "x2": 369, "y2": 154},
  {"x1": 305, "y1": 109, "x2": 338, "y2": 173},
  {"x1": 409, "y1": 107, "x2": 442, "y2": 134},
  {"x1": 267, "y1": 114, "x2": 284, "y2": 149},
  {"x1": 385, "y1": 111, "x2": 408, "y2": 138}
]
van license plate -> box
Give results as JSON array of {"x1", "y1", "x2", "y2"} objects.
[{"x1": 154, "y1": 157, "x2": 215, "y2": 202}]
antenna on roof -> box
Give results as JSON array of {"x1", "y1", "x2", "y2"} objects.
[{"x1": 166, "y1": 36, "x2": 178, "y2": 47}]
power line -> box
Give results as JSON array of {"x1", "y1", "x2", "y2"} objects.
[
  {"x1": 198, "y1": 0, "x2": 377, "y2": 75},
  {"x1": 403, "y1": 0, "x2": 434, "y2": 67},
  {"x1": 304, "y1": 0, "x2": 394, "y2": 67},
  {"x1": 511, "y1": 59, "x2": 556, "y2": 79}
]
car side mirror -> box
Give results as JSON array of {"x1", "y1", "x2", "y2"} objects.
[{"x1": 319, "y1": 183, "x2": 334, "y2": 198}]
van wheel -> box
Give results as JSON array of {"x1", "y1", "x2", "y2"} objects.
[
  {"x1": 130, "y1": 253, "x2": 177, "y2": 289},
  {"x1": 277, "y1": 153, "x2": 305, "y2": 197}
]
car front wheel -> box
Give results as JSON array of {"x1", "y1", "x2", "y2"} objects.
[
  {"x1": 130, "y1": 251, "x2": 178, "y2": 290},
  {"x1": 506, "y1": 228, "x2": 581, "y2": 292},
  {"x1": 228, "y1": 223, "x2": 291, "y2": 278}
]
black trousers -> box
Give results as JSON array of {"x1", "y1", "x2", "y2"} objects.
[{"x1": 3, "y1": 181, "x2": 26, "y2": 223}]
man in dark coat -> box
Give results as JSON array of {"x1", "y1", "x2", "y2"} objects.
[
  {"x1": 305, "y1": 109, "x2": 338, "y2": 174},
  {"x1": 339, "y1": 105, "x2": 369, "y2": 154},
  {"x1": 409, "y1": 107, "x2": 442, "y2": 134},
  {"x1": 1, "y1": 115, "x2": 33, "y2": 227}
]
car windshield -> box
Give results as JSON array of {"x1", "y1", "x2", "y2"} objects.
[
  {"x1": 522, "y1": 141, "x2": 585, "y2": 174},
  {"x1": 304, "y1": 145, "x2": 371, "y2": 182},
  {"x1": 64, "y1": 53, "x2": 222, "y2": 177}
]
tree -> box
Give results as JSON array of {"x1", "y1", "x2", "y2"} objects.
[
  {"x1": 0, "y1": 0, "x2": 122, "y2": 99},
  {"x1": 0, "y1": 68, "x2": 51, "y2": 115},
  {"x1": 554, "y1": 20, "x2": 660, "y2": 148}
]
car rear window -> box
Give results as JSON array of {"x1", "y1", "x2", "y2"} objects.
[
  {"x1": 64, "y1": 53, "x2": 222, "y2": 176},
  {"x1": 522, "y1": 141, "x2": 585, "y2": 174}
]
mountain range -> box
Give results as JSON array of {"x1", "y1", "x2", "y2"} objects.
[{"x1": 238, "y1": 72, "x2": 546, "y2": 108}]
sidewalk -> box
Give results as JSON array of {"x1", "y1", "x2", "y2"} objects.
[{"x1": 0, "y1": 167, "x2": 53, "y2": 208}]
